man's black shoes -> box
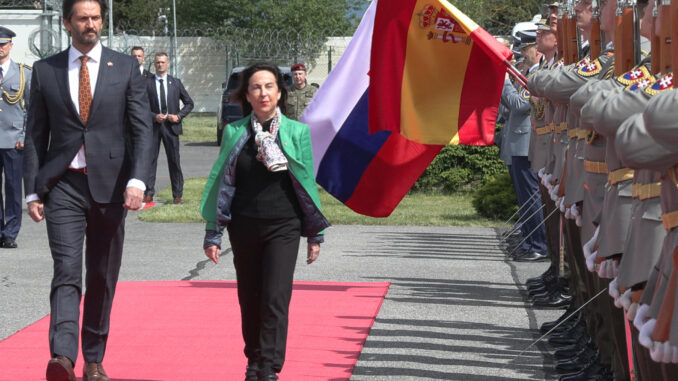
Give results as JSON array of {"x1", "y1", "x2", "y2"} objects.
[{"x1": 0, "y1": 237, "x2": 17, "y2": 249}]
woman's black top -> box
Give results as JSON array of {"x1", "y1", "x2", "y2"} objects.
[{"x1": 231, "y1": 118, "x2": 302, "y2": 219}]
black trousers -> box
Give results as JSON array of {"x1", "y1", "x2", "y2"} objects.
[
  {"x1": 0, "y1": 148, "x2": 23, "y2": 240},
  {"x1": 146, "y1": 123, "x2": 183, "y2": 198},
  {"x1": 227, "y1": 215, "x2": 301, "y2": 374},
  {"x1": 45, "y1": 171, "x2": 126, "y2": 365}
]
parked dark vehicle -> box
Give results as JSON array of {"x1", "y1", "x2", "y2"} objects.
[{"x1": 216, "y1": 66, "x2": 293, "y2": 145}]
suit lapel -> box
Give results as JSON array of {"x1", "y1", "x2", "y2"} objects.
[
  {"x1": 89, "y1": 47, "x2": 112, "y2": 118},
  {"x1": 54, "y1": 50, "x2": 80, "y2": 124},
  {"x1": 148, "y1": 77, "x2": 159, "y2": 113}
]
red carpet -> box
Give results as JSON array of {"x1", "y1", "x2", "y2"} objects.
[{"x1": 0, "y1": 281, "x2": 389, "y2": 381}]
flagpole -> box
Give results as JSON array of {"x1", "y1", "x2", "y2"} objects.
[{"x1": 503, "y1": 59, "x2": 529, "y2": 89}]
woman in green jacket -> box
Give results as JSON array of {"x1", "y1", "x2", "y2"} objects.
[{"x1": 200, "y1": 62, "x2": 329, "y2": 381}]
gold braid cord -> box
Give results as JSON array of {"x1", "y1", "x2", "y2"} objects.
[{"x1": 1, "y1": 63, "x2": 26, "y2": 108}]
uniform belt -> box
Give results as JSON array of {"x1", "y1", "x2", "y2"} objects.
[
  {"x1": 576, "y1": 129, "x2": 589, "y2": 139},
  {"x1": 608, "y1": 168, "x2": 634, "y2": 185},
  {"x1": 584, "y1": 160, "x2": 608, "y2": 174},
  {"x1": 555, "y1": 123, "x2": 568, "y2": 133},
  {"x1": 567, "y1": 128, "x2": 578, "y2": 138},
  {"x1": 535, "y1": 124, "x2": 553, "y2": 135},
  {"x1": 662, "y1": 210, "x2": 678, "y2": 231},
  {"x1": 632, "y1": 182, "x2": 661, "y2": 200}
]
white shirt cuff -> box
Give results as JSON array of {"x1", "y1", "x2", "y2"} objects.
[
  {"x1": 25, "y1": 193, "x2": 40, "y2": 203},
  {"x1": 127, "y1": 178, "x2": 146, "y2": 192}
]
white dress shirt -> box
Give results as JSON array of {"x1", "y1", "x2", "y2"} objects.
[
  {"x1": 155, "y1": 74, "x2": 169, "y2": 116},
  {"x1": 25, "y1": 42, "x2": 144, "y2": 203},
  {"x1": 0, "y1": 59, "x2": 11, "y2": 80}
]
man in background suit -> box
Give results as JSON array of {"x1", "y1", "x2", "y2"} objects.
[
  {"x1": 144, "y1": 52, "x2": 193, "y2": 204},
  {"x1": 0, "y1": 26, "x2": 31, "y2": 249},
  {"x1": 23, "y1": 1, "x2": 152, "y2": 380},
  {"x1": 130, "y1": 46, "x2": 153, "y2": 79}
]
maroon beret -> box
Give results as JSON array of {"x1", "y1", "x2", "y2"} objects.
[{"x1": 291, "y1": 63, "x2": 306, "y2": 72}]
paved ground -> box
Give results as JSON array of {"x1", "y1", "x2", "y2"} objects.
[{"x1": 0, "y1": 142, "x2": 565, "y2": 380}]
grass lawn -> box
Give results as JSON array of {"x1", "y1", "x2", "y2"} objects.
[
  {"x1": 180, "y1": 114, "x2": 218, "y2": 144},
  {"x1": 139, "y1": 178, "x2": 502, "y2": 227}
]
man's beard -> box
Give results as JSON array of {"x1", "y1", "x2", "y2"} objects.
[{"x1": 73, "y1": 28, "x2": 100, "y2": 46}]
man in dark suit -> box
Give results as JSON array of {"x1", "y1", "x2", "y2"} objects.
[
  {"x1": 130, "y1": 46, "x2": 153, "y2": 79},
  {"x1": 144, "y1": 52, "x2": 193, "y2": 204},
  {"x1": 23, "y1": 1, "x2": 152, "y2": 380}
]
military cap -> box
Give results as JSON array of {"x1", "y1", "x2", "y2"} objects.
[
  {"x1": 516, "y1": 30, "x2": 537, "y2": 49},
  {"x1": 291, "y1": 63, "x2": 306, "y2": 72},
  {"x1": 0, "y1": 26, "x2": 16, "y2": 43}
]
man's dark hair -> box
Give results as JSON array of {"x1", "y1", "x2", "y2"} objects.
[
  {"x1": 155, "y1": 52, "x2": 169, "y2": 59},
  {"x1": 232, "y1": 62, "x2": 288, "y2": 117},
  {"x1": 131, "y1": 46, "x2": 144, "y2": 54},
  {"x1": 62, "y1": 0, "x2": 108, "y2": 21}
]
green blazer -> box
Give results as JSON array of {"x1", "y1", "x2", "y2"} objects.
[{"x1": 200, "y1": 114, "x2": 329, "y2": 244}]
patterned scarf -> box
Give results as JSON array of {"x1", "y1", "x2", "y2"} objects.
[{"x1": 250, "y1": 107, "x2": 289, "y2": 172}]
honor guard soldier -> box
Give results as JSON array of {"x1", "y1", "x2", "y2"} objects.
[
  {"x1": 0, "y1": 26, "x2": 30, "y2": 249},
  {"x1": 286, "y1": 63, "x2": 317, "y2": 121}
]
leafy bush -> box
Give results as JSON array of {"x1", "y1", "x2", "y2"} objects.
[
  {"x1": 413, "y1": 145, "x2": 507, "y2": 193},
  {"x1": 472, "y1": 172, "x2": 518, "y2": 220}
]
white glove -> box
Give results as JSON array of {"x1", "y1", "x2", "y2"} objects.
[
  {"x1": 639, "y1": 318, "x2": 656, "y2": 349},
  {"x1": 565, "y1": 207, "x2": 573, "y2": 219},
  {"x1": 597, "y1": 258, "x2": 619, "y2": 279},
  {"x1": 586, "y1": 250, "x2": 598, "y2": 272},
  {"x1": 634, "y1": 304, "x2": 650, "y2": 331},
  {"x1": 542, "y1": 173, "x2": 553, "y2": 188},
  {"x1": 538, "y1": 167, "x2": 546, "y2": 179},
  {"x1": 550, "y1": 184, "x2": 560, "y2": 201},
  {"x1": 576, "y1": 214, "x2": 582, "y2": 227},
  {"x1": 620, "y1": 288, "x2": 632, "y2": 311},
  {"x1": 608, "y1": 278, "x2": 622, "y2": 308},
  {"x1": 583, "y1": 226, "x2": 599, "y2": 258},
  {"x1": 571, "y1": 203, "x2": 580, "y2": 217},
  {"x1": 650, "y1": 341, "x2": 677, "y2": 363},
  {"x1": 558, "y1": 197, "x2": 566, "y2": 212},
  {"x1": 628, "y1": 302, "x2": 639, "y2": 321}
]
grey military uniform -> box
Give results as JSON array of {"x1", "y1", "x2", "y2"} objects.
[
  {"x1": 0, "y1": 60, "x2": 30, "y2": 147},
  {"x1": 619, "y1": 89, "x2": 678, "y2": 346},
  {"x1": 499, "y1": 78, "x2": 532, "y2": 158}
]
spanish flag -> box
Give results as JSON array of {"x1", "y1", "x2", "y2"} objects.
[{"x1": 369, "y1": 0, "x2": 513, "y2": 145}]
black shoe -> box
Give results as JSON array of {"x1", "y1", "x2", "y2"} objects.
[
  {"x1": 514, "y1": 250, "x2": 549, "y2": 262},
  {"x1": 548, "y1": 322, "x2": 587, "y2": 346},
  {"x1": 555, "y1": 349, "x2": 597, "y2": 373},
  {"x1": 532, "y1": 291, "x2": 572, "y2": 309},
  {"x1": 258, "y1": 375, "x2": 278, "y2": 381},
  {"x1": 541, "y1": 308, "x2": 579, "y2": 334},
  {"x1": 1, "y1": 237, "x2": 17, "y2": 249},
  {"x1": 558, "y1": 357, "x2": 611, "y2": 381},
  {"x1": 527, "y1": 267, "x2": 556, "y2": 285},
  {"x1": 244, "y1": 364, "x2": 259, "y2": 381}
]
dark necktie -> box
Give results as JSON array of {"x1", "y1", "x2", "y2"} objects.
[
  {"x1": 79, "y1": 56, "x2": 92, "y2": 123},
  {"x1": 159, "y1": 78, "x2": 168, "y2": 115},
  {"x1": 0, "y1": 66, "x2": 4, "y2": 82}
]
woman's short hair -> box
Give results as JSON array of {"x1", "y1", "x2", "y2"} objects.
[{"x1": 232, "y1": 62, "x2": 288, "y2": 117}]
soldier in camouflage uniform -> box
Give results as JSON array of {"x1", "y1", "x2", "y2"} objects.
[{"x1": 286, "y1": 63, "x2": 317, "y2": 121}]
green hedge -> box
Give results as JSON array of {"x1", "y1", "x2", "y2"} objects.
[
  {"x1": 412, "y1": 145, "x2": 507, "y2": 193},
  {"x1": 472, "y1": 172, "x2": 518, "y2": 220}
]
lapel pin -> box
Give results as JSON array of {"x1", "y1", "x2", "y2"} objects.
[{"x1": 107, "y1": 62, "x2": 113, "y2": 66}]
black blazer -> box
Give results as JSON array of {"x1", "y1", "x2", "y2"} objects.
[
  {"x1": 23, "y1": 46, "x2": 154, "y2": 204},
  {"x1": 142, "y1": 69, "x2": 154, "y2": 79},
  {"x1": 147, "y1": 75, "x2": 194, "y2": 135}
]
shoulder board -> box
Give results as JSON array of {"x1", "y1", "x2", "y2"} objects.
[
  {"x1": 576, "y1": 58, "x2": 602, "y2": 77},
  {"x1": 520, "y1": 88, "x2": 531, "y2": 99},
  {"x1": 571, "y1": 56, "x2": 591, "y2": 72},
  {"x1": 644, "y1": 72, "x2": 674, "y2": 96},
  {"x1": 615, "y1": 65, "x2": 653, "y2": 86},
  {"x1": 624, "y1": 77, "x2": 655, "y2": 91},
  {"x1": 550, "y1": 59, "x2": 564, "y2": 70},
  {"x1": 18, "y1": 62, "x2": 32, "y2": 71}
]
